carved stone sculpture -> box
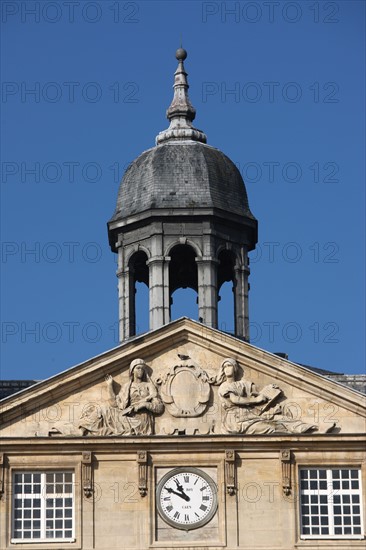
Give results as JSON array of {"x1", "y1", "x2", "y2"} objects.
[
  {"x1": 79, "y1": 358, "x2": 164, "y2": 436},
  {"x1": 216, "y1": 358, "x2": 336, "y2": 435}
]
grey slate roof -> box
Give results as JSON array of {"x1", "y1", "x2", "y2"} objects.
[
  {"x1": 0, "y1": 380, "x2": 38, "y2": 400},
  {"x1": 110, "y1": 141, "x2": 255, "y2": 222}
]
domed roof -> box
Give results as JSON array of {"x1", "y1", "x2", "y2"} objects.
[
  {"x1": 109, "y1": 49, "x2": 256, "y2": 240},
  {"x1": 110, "y1": 141, "x2": 254, "y2": 222}
]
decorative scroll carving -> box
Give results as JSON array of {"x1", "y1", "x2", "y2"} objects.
[
  {"x1": 82, "y1": 451, "x2": 93, "y2": 498},
  {"x1": 79, "y1": 358, "x2": 164, "y2": 436},
  {"x1": 215, "y1": 358, "x2": 336, "y2": 435},
  {"x1": 157, "y1": 358, "x2": 211, "y2": 417},
  {"x1": 137, "y1": 451, "x2": 148, "y2": 497},
  {"x1": 225, "y1": 450, "x2": 236, "y2": 496},
  {"x1": 281, "y1": 449, "x2": 292, "y2": 496},
  {"x1": 0, "y1": 453, "x2": 5, "y2": 499}
]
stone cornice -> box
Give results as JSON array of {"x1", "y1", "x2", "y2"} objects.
[{"x1": 1, "y1": 433, "x2": 365, "y2": 453}]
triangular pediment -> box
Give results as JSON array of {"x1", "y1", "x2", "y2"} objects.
[{"x1": 1, "y1": 319, "x2": 365, "y2": 438}]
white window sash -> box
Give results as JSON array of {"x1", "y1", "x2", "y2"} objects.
[
  {"x1": 11, "y1": 471, "x2": 75, "y2": 543},
  {"x1": 300, "y1": 467, "x2": 364, "y2": 540}
]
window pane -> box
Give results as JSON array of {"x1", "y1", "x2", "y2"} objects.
[{"x1": 334, "y1": 516, "x2": 342, "y2": 525}]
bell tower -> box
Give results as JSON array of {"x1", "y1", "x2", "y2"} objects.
[{"x1": 108, "y1": 49, "x2": 257, "y2": 342}]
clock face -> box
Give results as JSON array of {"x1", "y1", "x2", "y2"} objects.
[{"x1": 156, "y1": 467, "x2": 218, "y2": 530}]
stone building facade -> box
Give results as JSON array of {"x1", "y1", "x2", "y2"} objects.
[{"x1": 0, "y1": 49, "x2": 365, "y2": 550}]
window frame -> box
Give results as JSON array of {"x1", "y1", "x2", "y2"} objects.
[
  {"x1": 11, "y1": 470, "x2": 75, "y2": 544},
  {"x1": 7, "y1": 458, "x2": 81, "y2": 549},
  {"x1": 298, "y1": 466, "x2": 364, "y2": 540}
]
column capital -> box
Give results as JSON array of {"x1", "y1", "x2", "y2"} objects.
[
  {"x1": 116, "y1": 268, "x2": 130, "y2": 278},
  {"x1": 195, "y1": 256, "x2": 219, "y2": 265},
  {"x1": 234, "y1": 264, "x2": 249, "y2": 275},
  {"x1": 147, "y1": 256, "x2": 165, "y2": 266}
]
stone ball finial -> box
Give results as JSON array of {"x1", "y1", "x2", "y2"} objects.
[{"x1": 176, "y1": 47, "x2": 187, "y2": 61}]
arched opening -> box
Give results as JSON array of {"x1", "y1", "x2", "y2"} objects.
[
  {"x1": 171, "y1": 288, "x2": 198, "y2": 320},
  {"x1": 218, "y1": 281, "x2": 234, "y2": 333},
  {"x1": 217, "y1": 250, "x2": 236, "y2": 334},
  {"x1": 169, "y1": 244, "x2": 198, "y2": 321},
  {"x1": 135, "y1": 281, "x2": 149, "y2": 335},
  {"x1": 128, "y1": 251, "x2": 149, "y2": 336}
]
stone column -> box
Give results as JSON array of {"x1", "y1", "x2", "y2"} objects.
[
  {"x1": 243, "y1": 262, "x2": 250, "y2": 342},
  {"x1": 116, "y1": 242, "x2": 131, "y2": 342},
  {"x1": 234, "y1": 262, "x2": 250, "y2": 341},
  {"x1": 117, "y1": 267, "x2": 131, "y2": 342},
  {"x1": 163, "y1": 256, "x2": 171, "y2": 325},
  {"x1": 196, "y1": 257, "x2": 218, "y2": 329},
  {"x1": 148, "y1": 256, "x2": 167, "y2": 331},
  {"x1": 234, "y1": 265, "x2": 245, "y2": 340}
]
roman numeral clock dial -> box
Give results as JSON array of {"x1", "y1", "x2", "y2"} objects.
[{"x1": 156, "y1": 468, "x2": 218, "y2": 530}]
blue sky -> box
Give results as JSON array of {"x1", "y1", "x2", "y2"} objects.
[{"x1": 1, "y1": 0, "x2": 365, "y2": 379}]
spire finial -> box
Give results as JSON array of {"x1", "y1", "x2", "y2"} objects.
[
  {"x1": 156, "y1": 48, "x2": 207, "y2": 145},
  {"x1": 175, "y1": 47, "x2": 187, "y2": 61}
]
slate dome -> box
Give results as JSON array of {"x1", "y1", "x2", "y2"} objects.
[
  {"x1": 108, "y1": 48, "x2": 257, "y2": 249},
  {"x1": 110, "y1": 141, "x2": 255, "y2": 222}
]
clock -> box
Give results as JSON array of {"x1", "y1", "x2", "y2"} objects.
[{"x1": 156, "y1": 467, "x2": 218, "y2": 530}]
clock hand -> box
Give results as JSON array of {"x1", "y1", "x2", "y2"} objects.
[
  {"x1": 174, "y1": 479, "x2": 187, "y2": 496},
  {"x1": 174, "y1": 479, "x2": 188, "y2": 495},
  {"x1": 165, "y1": 486, "x2": 190, "y2": 502}
]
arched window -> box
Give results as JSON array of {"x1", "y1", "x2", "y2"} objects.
[
  {"x1": 169, "y1": 244, "x2": 198, "y2": 320},
  {"x1": 128, "y1": 251, "x2": 149, "y2": 336}
]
